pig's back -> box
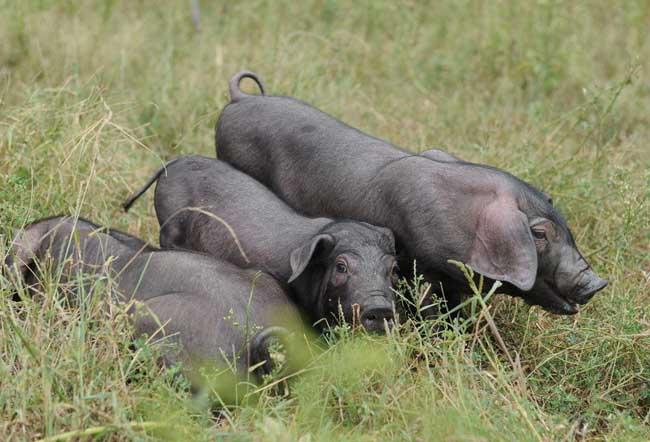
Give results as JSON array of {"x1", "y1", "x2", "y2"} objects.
[
  {"x1": 216, "y1": 96, "x2": 407, "y2": 218},
  {"x1": 119, "y1": 249, "x2": 300, "y2": 329},
  {"x1": 120, "y1": 250, "x2": 272, "y2": 298},
  {"x1": 155, "y1": 156, "x2": 330, "y2": 279}
]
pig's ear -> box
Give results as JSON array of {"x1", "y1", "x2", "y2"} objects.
[
  {"x1": 468, "y1": 199, "x2": 538, "y2": 291},
  {"x1": 288, "y1": 234, "x2": 336, "y2": 283},
  {"x1": 4, "y1": 228, "x2": 41, "y2": 282}
]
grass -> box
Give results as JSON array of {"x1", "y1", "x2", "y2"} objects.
[{"x1": 0, "y1": 0, "x2": 649, "y2": 440}]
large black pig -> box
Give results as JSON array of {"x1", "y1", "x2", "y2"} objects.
[{"x1": 215, "y1": 71, "x2": 607, "y2": 315}]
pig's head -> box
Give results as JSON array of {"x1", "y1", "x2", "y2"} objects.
[
  {"x1": 287, "y1": 221, "x2": 398, "y2": 332},
  {"x1": 467, "y1": 183, "x2": 608, "y2": 315}
]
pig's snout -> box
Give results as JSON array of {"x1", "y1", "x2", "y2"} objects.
[
  {"x1": 360, "y1": 296, "x2": 395, "y2": 333},
  {"x1": 569, "y1": 269, "x2": 608, "y2": 305}
]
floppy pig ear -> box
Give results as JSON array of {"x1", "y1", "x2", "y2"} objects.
[
  {"x1": 288, "y1": 234, "x2": 336, "y2": 283},
  {"x1": 4, "y1": 228, "x2": 41, "y2": 282},
  {"x1": 468, "y1": 199, "x2": 538, "y2": 291}
]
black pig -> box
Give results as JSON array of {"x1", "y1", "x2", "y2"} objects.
[
  {"x1": 5, "y1": 216, "x2": 302, "y2": 377},
  {"x1": 123, "y1": 156, "x2": 398, "y2": 332},
  {"x1": 215, "y1": 71, "x2": 607, "y2": 315}
]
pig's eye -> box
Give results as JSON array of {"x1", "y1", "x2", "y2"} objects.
[
  {"x1": 390, "y1": 263, "x2": 400, "y2": 284},
  {"x1": 335, "y1": 261, "x2": 348, "y2": 274},
  {"x1": 532, "y1": 229, "x2": 546, "y2": 240}
]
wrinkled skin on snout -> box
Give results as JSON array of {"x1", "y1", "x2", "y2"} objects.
[
  {"x1": 5, "y1": 216, "x2": 304, "y2": 379},
  {"x1": 123, "y1": 156, "x2": 398, "y2": 332},
  {"x1": 214, "y1": 71, "x2": 608, "y2": 315}
]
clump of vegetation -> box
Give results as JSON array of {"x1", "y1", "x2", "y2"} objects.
[{"x1": 1, "y1": 1, "x2": 648, "y2": 440}]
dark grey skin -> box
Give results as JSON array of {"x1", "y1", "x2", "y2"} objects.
[
  {"x1": 122, "y1": 155, "x2": 398, "y2": 333},
  {"x1": 5, "y1": 216, "x2": 302, "y2": 377},
  {"x1": 215, "y1": 71, "x2": 608, "y2": 316}
]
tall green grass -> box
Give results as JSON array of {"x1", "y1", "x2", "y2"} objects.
[{"x1": 1, "y1": 1, "x2": 648, "y2": 440}]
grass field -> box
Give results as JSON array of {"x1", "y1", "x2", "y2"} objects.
[{"x1": 1, "y1": 1, "x2": 649, "y2": 440}]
